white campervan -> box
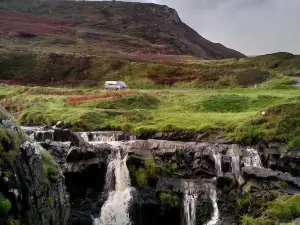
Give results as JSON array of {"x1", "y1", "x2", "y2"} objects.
[{"x1": 104, "y1": 81, "x2": 129, "y2": 90}]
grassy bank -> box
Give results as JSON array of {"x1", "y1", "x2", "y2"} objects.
[{"x1": 1, "y1": 79, "x2": 300, "y2": 148}]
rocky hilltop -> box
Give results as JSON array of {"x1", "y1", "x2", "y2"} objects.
[{"x1": 0, "y1": 0, "x2": 245, "y2": 59}]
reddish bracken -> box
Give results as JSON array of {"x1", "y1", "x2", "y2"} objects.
[
  {"x1": 66, "y1": 90, "x2": 138, "y2": 104},
  {"x1": 0, "y1": 10, "x2": 75, "y2": 36}
]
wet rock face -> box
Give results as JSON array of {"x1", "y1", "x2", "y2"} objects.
[
  {"x1": 23, "y1": 126, "x2": 300, "y2": 225},
  {"x1": 0, "y1": 118, "x2": 70, "y2": 225}
]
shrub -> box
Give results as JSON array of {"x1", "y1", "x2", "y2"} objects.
[
  {"x1": 159, "y1": 192, "x2": 180, "y2": 206},
  {"x1": 234, "y1": 70, "x2": 271, "y2": 87},
  {"x1": 0, "y1": 193, "x2": 11, "y2": 214}
]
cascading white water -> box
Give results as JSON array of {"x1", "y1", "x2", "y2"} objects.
[
  {"x1": 183, "y1": 189, "x2": 198, "y2": 225},
  {"x1": 242, "y1": 148, "x2": 262, "y2": 167},
  {"x1": 79, "y1": 131, "x2": 125, "y2": 143},
  {"x1": 231, "y1": 156, "x2": 240, "y2": 174},
  {"x1": 93, "y1": 149, "x2": 134, "y2": 225},
  {"x1": 206, "y1": 187, "x2": 219, "y2": 225},
  {"x1": 212, "y1": 151, "x2": 222, "y2": 176}
]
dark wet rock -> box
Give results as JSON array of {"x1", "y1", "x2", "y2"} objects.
[
  {"x1": 156, "y1": 178, "x2": 213, "y2": 198},
  {"x1": 41, "y1": 140, "x2": 70, "y2": 164},
  {"x1": 66, "y1": 143, "x2": 112, "y2": 163},
  {"x1": 0, "y1": 138, "x2": 70, "y2": 225},
  {"x1": 1, "y1": 116, "x2": 71, "y2": 225},
  {"x1": 242, "y1": 166, "x2": 300, "y2": 188}
]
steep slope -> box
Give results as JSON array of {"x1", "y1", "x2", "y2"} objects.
[{"x1": 0, "y1": 0, "x2": 245, "y2": 59}]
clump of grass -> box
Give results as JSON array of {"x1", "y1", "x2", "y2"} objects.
[
  {"x1": 48, "y1": 196, "x2": 54, "y2": 208},
  {"x1": 267, "y1": 195, "x2": 300, "y2": 220},
  {"x1": 41, "y1": 149, "x2": 60, "y2": 183},
  {"x1": 0, "y1": 193, "x2": 11, "y2": 214},
  {"x1": 261, "y1": 76, "x2": 295, "y2": 89},
  {"x1": 240, "y1": 194, "x2": 300, "y2": 225},
  {"x1": 89, "y1": 93, "x2": 160, "y2": 110},
  {"x1": 135, "y1": 168, "x2": 148, "y2": 187},
  {"x1": 132, "y1": 158, "x2": 158, "y2": 188},
  {"x1": 159, "y1": 192, "x2": 180, "y2": 206},
  {"x1": 201, "y1": 95, "x2": 251, "y2": 113},
  {"x1": 237, "y1": 193, "x2": 253, "y2": 213},
  {"x1": 241, "y1": 216, "x2": 273, "y2": 225},
  {"x1": 66, "y1": 90, "x2": 138, "y2": 104},
  {"x1": 0, "y1": 119, "x2": 21, "y2": 170}
]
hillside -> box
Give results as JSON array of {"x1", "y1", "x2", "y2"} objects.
[
  {"x1": 0, "y1": 0, "x2": 245, "y2": 59},
  {"x1": 0, "y1": 50, "x2": 299, "y2": 88}
]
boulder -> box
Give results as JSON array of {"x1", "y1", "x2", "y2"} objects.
[{"x1": 242, "y1": 166, "x2": 300, "y2": 188}]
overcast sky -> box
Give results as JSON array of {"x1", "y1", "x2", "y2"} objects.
[{"x1": 113, "y1": 0, "x2": 300, "y2": 55}]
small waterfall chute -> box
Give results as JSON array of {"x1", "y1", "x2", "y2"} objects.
[
  {"x1": 205, "y1": 185, "x2": 219, "y2": 225},
  {"x1": 242, "y1": 148, "x2": 262, "y2": 167},
  {"x1": 212, "y1": 151, "x2": 223, "y2": 177},
  {"x1": 183, "y1": 189, "x2": 198, "y2": 225},
  {"x1": 94, "y1": 147, "x2": 134, "y2": 225},
  {"x1": 231, "y1": 156, "x2": 240, "y2": 174}
]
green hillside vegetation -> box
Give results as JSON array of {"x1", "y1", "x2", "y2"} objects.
[
  {"x1": 241, "y1": 194, "x2": 300, "y2": 225},
  {"x1": 0, "y1": 51, "x2": 299, "y2": 89}
]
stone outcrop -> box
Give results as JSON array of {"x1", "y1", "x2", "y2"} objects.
[
  {"x1": 0, "y1": 114, "x2": 70, "y2": 225},
  {"x1": 22, "y1": 126, "x2": 300, "y2": 225}
]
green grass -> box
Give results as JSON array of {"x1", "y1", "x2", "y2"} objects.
[
  {"x1": 240, "y1": 194, "x2": 300, "y2": 225},
  {"x1": 83, "y1": 93, "x2": 160, "y2": 110},
  {"x1": 2, "y1": 83, "x2": 300, "y2": 148},
  {"x1": 267, "y1": 195, "x2": 300, "y2": 220},
  {"x1": 235, "y1": 102, "x2": 300, "y2": 148},
  {"x1": 241, "y1": 216, "x2": 274, "y2": 225}
]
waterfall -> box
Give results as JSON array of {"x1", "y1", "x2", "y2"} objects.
[
  {"x1": 212, "y1": 151, "x2": 222, "y2": 176},
  {"x1": 231, "y1": 156, "x2": 240, "y2": 174},
  {"x1": 93, "y1": 148, "x2": 134, "y2": 225},
  {"x1": 79, "y1": 131, "x2": 124, "y2": 143},
  {"x1": 183, "y1": 189, "x2": 198, "y2": 225},
  {"x1": 206, "y1": 187, "x2": 219, "y2": 225},
  {"x1": 242, "y1": 148, "x2": 262, "y2": 167}
]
